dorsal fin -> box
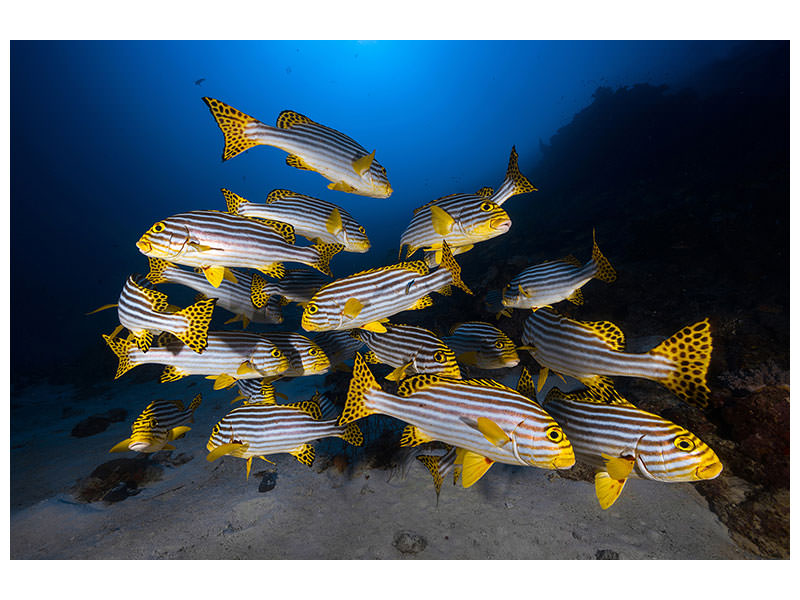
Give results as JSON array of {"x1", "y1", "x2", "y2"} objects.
[
  {"x1": 412, "y1": 193, "x2": 460, "y2": 216},
  {"x1": 347, "y1": 261, "x2": 429, "y2": 279},
  {"x1": 545, "y1": 385, "x2": 634, "y2": 407},
  {"x1": 276, "y1": 110, "x2": 316, "y2": 129},
  {"x1": 129, "y1": 277, "x2": 170, "y2": 312},
  {"x1": 256, "y1": 219, "x2": 296, "y2": 245},
  {"x1": 476, "y1": 186, "x2": 494, "y2": 198},
  {"x1": 283, "y1": 399, "x2": 322, "y2": 420},
  {"x1": 396, "y1": 373, "x2": 446, "y2": 397},
  {"x1": 578, "y1": 319, "x2": 626, "y2": 351},
  {"x1": 266, "y1": 189, "x2": 296, "y2": 204},
  {"x1": 562, "y1": 254, "x2": 582, "y2": 267}
]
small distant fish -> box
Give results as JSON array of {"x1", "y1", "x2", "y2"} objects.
[
  {"x1": 102, "y1": 330, "x2": 290, "y2": 389},
  {"x1": 260, "y1": 332, "x2": 331, "y2": 380},
  {"x1": 202, "y1": 97, "x2": 392, "y2": 198},
  {"x1": 398, "y1": 147, "x2": 536, "y2": 264},
  {"x1": 301, "y1": 241, "x2": 472, "y2": 333},
  {"x1": 194, "y1": 78, "x2": 206, "y2": 86},
  {"x1": 520, "y1": 307, "x2": 713, "y2": 407},
  {"x1": 517, "y1": 367, "x2": 722, "y2": 509},
  {"x1": 135, "y1": 210, "x2": 343, "y2": 287},
  {"x1": 354, "y1": 323, "x2": 461, "y2": 380},
  {"x1": 502, "y1": 231, "x2": 616, "y2": 310},
  {"x1": 110, "y1": 394, "x2": 202, "y2": 453},
  {"x1": 310, "y1": 330, "x2": 364, "y2": 370},
  {"x1": 206, "y1": 393, "x2": 363, "y2": 478},
  {"x1": 146, "y1": 258, "x2": 283, "y2": 327},
  {"x1": 250, "y1": 269, "x2": 331, "y2": 311},
  {"x1": 443, "y1": 322, "x2": 520, "y2": 369},
  {"x1": 224, "y1": 188, "x2": 370, "y2": 253},
  {"x1": 483, "y1": 289, "x2": 512, "y2": 319},
  {"x1": 338, "y1": 353, "x2": 574, "y2": 487}
]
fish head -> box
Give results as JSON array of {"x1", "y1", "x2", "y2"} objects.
[
  {"x1": 419, "y1": 346, "x2": 462, "y2": 379},
  {"x1": 206, "y1": 418, "x2": 250, "y2": 458},
  {"x1": 635, "y1": 425, "x2": 722, "y2": 482},
  {"x1": 460, "y1": 200, "x2": 511, "y2": 241},
  {"x1": 249, "y1": 341, "x2": 291, "y2": 377},
  {"x1": 360, "y1": 162, "x2": 393, "y2": 198},
  {"x1": 128, "y1": 413, "x2": 166, "y2": 452},
  {"x1": 516, "y1": 418, "x2": 575, "y2": 469},
  {"x1": 136, "y1": 218, "x2": 190, "y2": 258},
  {"x1": 343, "y1": 224, "x2": 372, "y2": 253},
  {"x1": 477, "y1": 332, "x2": 520, "y2": 368},
  {"x1": 300, "y1": 296, "x2": 342, "y2": 332},
  {"x1": 305, "y1": 342, "x2": 332, "y2": 374}
]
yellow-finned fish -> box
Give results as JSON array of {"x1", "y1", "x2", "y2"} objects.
[
  {"x1": 135, "y1": 210, "x2": 343, "y2": 287},
  {"x1": 520, "y1": 307, "x2": 713, "y2": 408},
  {"x1": 502, "y1": 230, "x2": 616, "y2": 310},
  {"x1": 398, "y1": 147, "x2": 536, "y2": 264},
  {"x1": 109, "y1": 394, "x2": 202, "y2": 453},
  {"x1": 517, "y1": 367, "x2": 722, "y2": 509},
  {"x1": 338, "y1": 353, "x2": 574, "y2": 488},
  {"x1": 231, "y1": 379, "x2": 286, "y2": 405},
  {"x1": 224, "y1": 188, "x2": 370, "y2": 253},
  {"x1": 102, "y1": 330, "x2": 290, "y2": 390},
  {"x1": 202, "y1": 97, "x2": 392, "y2": 199},
  {"x1": 301, "y1": 241, "x2": 472, "y2": 333},
  {"x1": 206, "y1": 392, "x2": 363, "y2": 478},
  {"x1": 443, "y1": 321, "x2": 520, "y2": 369}
]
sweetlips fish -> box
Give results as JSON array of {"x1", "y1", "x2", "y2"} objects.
[
  {"x1": 338, "y1": 353, "x2": 574, "y2": 487},
  {"x1": 109, "y1": 394, "x2": 202, "y2": 453},
  {"x1": 502, "y1": 230, "x2": 616, "y2": 310},
  {"x1": 135, "y1": 210, "x2": 343, "y2": 287},
  {"x1": 483, "y1": 289, "x2": 513, "y2": 320},
  {"x1": 517, "y1": 367, "x2": 722, "y2": 509},
  {"x1": 250, "y1": 268, "x2": 331, "y2": 311},
  {"x1": 259, "y1": 332, "x2": 331, "y2": 380},
  {"x1": 353, "y1": 323, "x2": 461, "y2": 381},
  {"x1": 520, "y1": 307, "x2": 713, "y2": 408},
  {"x1": 301, "y1": 241, "x2": 472, "y2": 333},
  {"x1": 398, "y1": 146, "x2": 537, "y2": 265},
  {"x1": 202, "y1": 97, "x2": 392, "y2": 199},
  {"x1": 443, "y1": 321, "x2": 520, "y2": 369},
  {"x1": 206, "y1": 392, "x2": 363, "y2": 478},
  {"x1": 224, "y1": 188, "x2": 370, "y2": 253},
  {"x1": 88, "y1": 274, "x2": 216, "y2": 353},
  {"x1": 231, "y1": 379, "x2": 287, "y2": 405},
  {"x1": 146, "y1": 258, "x2": 284, "y2": 327},
  {"x1": 102, "y1": 330, "x2": 290, "y2": 389}
]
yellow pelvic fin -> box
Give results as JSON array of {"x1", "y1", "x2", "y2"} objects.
[
  {"x1": 207, "y1": 373, "x2": 237, "y2": 390},
  {"x1": 86, "y1": 303, "x2": 118, "y2": 316},
  {"x1": 286, "y1": 154, "x2": 313, "y2": 171},
  {"x1": 361, "y1": 321, "x2": 388, "y2": 333},
  {"x1": 168, "y1": 426, "x2": 192, "y2": 441},
  {"x1": 206, "y1": 442, "x2": 246, "y2": 462},
  {"x1": 537, "y1": 367, "x2": 549, "y2": 392},
  {"x1": 310, "y1": 242, "x2": 344, "y2": 277},
  {"x1": 109, "y1": 438, "x2": 132, "y2": 453},
  {"x1": 160, "y1": 365, "x2": 188, "y2": 383},
  {"x1": 439, "y1": 241, "x2": 472, "y2": 295},
  {"x1": 567, "y1": 288, "x2": 584, "y2": 305},
  {"x1": 352, "y1": 149, "x2": 376, "y2": 176},
  {"x1": 173, "y1": 297, "x2": 217, "y2": 353},
  {"x1": 649, "y1": 318, "x2": 713, "y2": 408},
  {"x1": 591, "y1": 229, "x2": 617, "y2": 283},
  {"x1": 202, "y1": 97, "x2": 262, "y2": 161},
  {"x1": 102, "y1": 334, "x2": 137, "y2": 379},
  {"x1": 326, "y1": 207, "x2": 343, "y2": 235},
  {"x1": 236, "y1": 362, "x2": 261, "y2": 376},
  {"x1": 339, "y1": 353, "x2": 381, "y2": 425},
  {"x1": 201, "y1": 265, "x2": 226, "y2": 288},
  {"x1": 290, "y1": 443, "x2": 315, "y2": 466},
  {"x1": 595, "y1": 471, "x2": 628, "y2": 510},
  {"x1": 430, "y1": 205, "x2": 455, "y2": 236},
  {"x1": 343, "y1": 297, "x2": 364, "y2": 320},
  {"x1": 223, "y1": 268, "x2": 238, "y2": 283},
  {"x1": 602, "y1": 453, "x2": 635, "y2": 481},
  {"x1": 385, "y1": 362, "x2": 412, "y2": 382},
  {"x1": 221, "y1": 188, "x2": 248, "y2": 215},
  {"x1": 399, "y1": 425, "x2": 435, "y2": 447},
  {"x1": 460, "y1": 451, "x2": 495, "y2": 488},
  {"x1": 257, "y1": 262, "x2": 286, "y2": 279},
  {"x1": 328, "y1": 181, "x2": 358, "y2": 193}
]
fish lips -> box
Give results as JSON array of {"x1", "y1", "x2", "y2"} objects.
[{"x1": 490, "y1": 217, "x2": 512, "y2": 232}]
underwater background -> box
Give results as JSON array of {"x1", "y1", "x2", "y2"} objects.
[{"x1": 10, "y1": 40, "x2": 788, "y2": 559}]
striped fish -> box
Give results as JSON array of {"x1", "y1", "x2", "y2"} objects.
[
  {"x1": 443, "y1": 322, "x2": 520, "y2": 369},
  {"x1": 517, "y1": 367, "x2": 722, "y2": 509},
  {"x1": 102, "y1": 330, "x2": 290, "y2": 389},
  {"x1": 109, "y1": 394, "x2": 202, "y2": 453},
  {"x1": 202, "y1": 97, "x2": 392, "y2": 199},
  {"x1": 520, "y1": 307, "x2": 713, "y2": 408},
  {"x1": 354, "y1": 323, "x2": 461, "y2": 381},
  {"x1": 398, "y1": 147, "x2": 536, "y2": 264},
  {"x1": 146, "y1": 258, "x2": 283, "y2": 326},
  {"x1": 502, "y1": 231, "x2": 616, "y2": 310},
  {"x1": 206, "y1": 392, "x2": 364, "y2": 478},
  {"x1": 260, "y1": 332, "x2": 331, "y2": 380},
  {"x1": 232, "y1": 379, "x2": 285, "y2": 405},
  {"x1": 250, "y1": 268, "x2": 331, "y2": 310},
  {"x1": 310, "y1": 330, "x2": 364, "y2": 369},
  {"x1": 338, "y1": 353, "x2": 574, "y2": 487},
  {"x1": 301, "y1": 241, "x2": 472, "y2": 333},
  {"x1": 224, "y1": 188, "x2": 370, "y2": 253},
  {"x1": 483, "y1": 289, "x2": 513, "y2": 320},
  {"x1": 135, "y1": 210, "x2": 343, "y2": 287}
]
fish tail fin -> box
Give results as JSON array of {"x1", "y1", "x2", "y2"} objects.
[
  {"x1": 249, "y1": 273, "x2": 271, "y2": 309},
  {"x1": 439, "y1": 241, "x2": 472, "y2": 295},
  {"x1": 202, "y1": 97, "x2": 263, "y2": 161},
  {"x1": 310, "y1": 243, "x2": 344, "y2": 277},
  {"x1": 649, "y1": 318, "x2": 713, "y2": 408},
  {"x1": 221, "y1": 187, "x2": 248, "y2": 214},
  {"x1": 338, "y1": 352, "x2": 381, "y2": 425},
  {"x1": 188, "y1": 393, "x2": 202, "y2": 413},
  {"x1": 591, "y1": 229, "x2": 616, "y2": 283},
  {"x1": 102, "y1": 334, "x2": 137, "y2": 379},
  {"x1": 146, "y1": 257, "x2": 172, "y2": 284},
  {"x1": 173, "y1": 298, "x2": 217, "y2": 353},
  {"x1": 503, "y1": 145, "x2": 538, "y2": 196},
  {"x1": 340, "y1": 422, "x2": 364, "y2": 446}
]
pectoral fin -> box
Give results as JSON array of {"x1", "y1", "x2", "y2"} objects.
[
  {"x1": 457, "y1": 351, "x2": 478, "y2": 365},
  {"x1": 236, "y1": 362, "x2": 260, "y2": 376},
  {"x1": 430, "y1": 205, "x2": 455, "y2": 236},
  {"x1": 328, "y1": 181, "x2": 357, "y2": 193},
  {"x1": 326, "y1": 207, "x2": 343, "y2": 235},
  {"x1": 601, "y1": 453, "x2": 635, "y2": 480},
  {"x1": 594, "y1": 471, "x2": 628, "y2": 509},
  {"x1": 352, "y1": 149, "x2": 375, "y2": 176},
  {"x1": 385, "y1": 362, "x2": 412, "y2": 382},
  {"x1": 360, "y1": 321, "x2": 387, "y2": 333},
  {"x1": 207, "y1": 373, "x2": 236, "y2": 390},
  {"x1": 202, "y1": 265, "x2": 226, "y2": 288},
  {"x1": 537, "y1": 367, "x2": 549, "y2": 392},
  {"x1": 343, "y1": 297, "x2": 363, "y2": 319},
  {"x1": 460, "y1": 416, "x2": 510, "y2": 448}
]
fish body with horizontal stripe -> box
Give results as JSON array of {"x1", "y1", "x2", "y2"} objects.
[
  {"x1": 340, "y1": 353, "x2": 574, "y2": 476},
  {"x1": 135, "y1": 210, "x2": 343, "y2": 283},
  {"x1": 250, "y1": 269, "x2": 331, "y2": 310},
  {"x1": 354, "y1": 323, "x2": 461, "y2": 380},
  {"x1": 301, "y1": 241, "x2": 471, "y2": 332},
  {"x1": 502, "y1": 232, "x2": 616, "y2": 309},
  {"x1": 102, "y1": 330, "x2": 290, "y2": 386},
  {"x1": 110, "y1": 394, "x2": 202, "y2": 453},
  {"x1": 224, "y1": 188, "x2": 370, "y2": 252},
  {"x1": 145, "y1": 258, "x2": 282, "y2": 325},
  {"x1": 116, "y1": 274, "x2": 216, "y2": 353},
  {"x1": 520, "y1": 307, "x2": 713, "y2": 408},
  {"x1": 443, "y1": 321, "x2": 520, "y2": 369},
  {"x1": 260, "y1": 332, "x2": 331, "y2": 378},
  {"x1": 203, "y1": 97, "x2": 392, "y2": 198}
]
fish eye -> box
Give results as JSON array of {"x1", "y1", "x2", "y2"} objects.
[
  {"x1": 358, "y1": 226, "x2": 366, "y2": 234},
  {"x1": 306, "y1": 303, "x2": 318, "y2": 314},
  {"x1": 309, "y1": 347, "x2": 318, "y2": 356},
  {"x1": 151, "y1": 221, "x2": 166, "y2": 233},
  {"x1": 546, "y1": 426, "x2": 564, "y2": 443},
  {"x1": 271, "y1": 348, "x2": 282, "y2": 358},
  {"x1": 480, "y1": 202, "x2": 494, "y2": 212},
  {"x1": 433, "y1": 351, "x2": 446, "y2": 363},
  {"x1": 494, "y1": 340, "x2": 505, "y2": 350},
  {"x1": 211, "y1": 424, "x2": 220, "y2": 436},
  {"x1": 674, "y1": 435, "x2": 696, "y2": 452}
]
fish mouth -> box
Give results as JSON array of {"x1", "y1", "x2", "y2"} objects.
[
  {"x1": 490, "y1": 217, "x2": 512, "y2": 232},
  {"x1": 136, "y1": 239, "x2": 152, "y2": 254},
  {"x1": 696, "y1": 461, "x2": 723, "y2": 480},
  {"x1": 129, "y1": 441, "x2": 155, "y2": 452},
  {"x1": 551, "y1": 450, "x2": 575, "y2": 469}
]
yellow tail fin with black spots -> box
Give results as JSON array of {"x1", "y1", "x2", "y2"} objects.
[
  {"x1": 649, "y1": 319, "x2": 713, "y2": 408},
  {"x1": 202, "y1": 97, "x2": 263, "y2": 161},
  {"x1": 102, "y1": 334, "x2": 138, "y2": 379}
]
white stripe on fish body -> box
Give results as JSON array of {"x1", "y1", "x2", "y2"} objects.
[
  {"x1": 521, "y1": 308, "x2": 675, "y2": 381},
  {"x1": 260, "y1": 332, "x2": 331, "y2": 377},
  {"x1": 503, "y1": 260, "x2": 597, "y2": 308},
  {"x1": 302, "y1": 264, "x2": 452, "y2": 331},
  {"x1": 364, "y1": 379, "x2": 570, "y2": 468},
  {"x1": 444, "y1": 321, "x2": 520, "y2": 369},
  {"x1": 357, "y1": 324, "x2": 461, "y2": 378},
  {"x1": 207, "y1": 405, "x2": 346, "y2": 458},
  {"x1": 117, "y1": 275, "x2": 189, "y2": 337},
  {"x1": 311, "y1": 331, "x2": 364, "y2": 365},
  {"x1": 236, "y1": 190, "x2": 370, "y2": 252}
]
